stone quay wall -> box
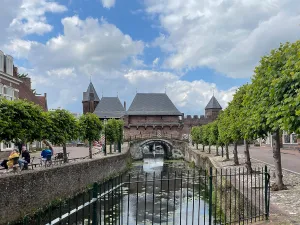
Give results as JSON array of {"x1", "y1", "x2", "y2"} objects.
[{"x1": 0, "y1": 150, "x2": 130, "y2": 224}]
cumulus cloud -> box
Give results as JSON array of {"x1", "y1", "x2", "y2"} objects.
[
  {"x1": 152, "y1": 57, "x2": 160, "y2": 67},
  {"x1": 124, "y1": 70, "x2": 236, "y2": 114},
  {"x1": 101, "y1": 0, "x2": 116, "y2": 9},
  {"x1": 144, "y1": 0, "x2": 300, "y2": 78},
  {"x1": 9, "y1": 0, "x2": 67, "y2": 36}
]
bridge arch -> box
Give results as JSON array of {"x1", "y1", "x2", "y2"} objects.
[{"x1": 129, "y1": 138, "x2": 187, "y2": 160}]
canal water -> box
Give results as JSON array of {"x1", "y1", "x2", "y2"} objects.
[{"x1": 21, "y1": 159, "x2": 219, "y2": 225}]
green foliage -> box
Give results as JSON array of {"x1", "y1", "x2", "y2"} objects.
[
  {"x1": 0, "y1": 99, "x2": 47, "y2": 143},
  {"x1": 79, "y1": 113, "x2": 103, "y2": 142},
  {"x1": 202, "y1": 124, "x2": 211, "y2": 146},
  {"x1": 105, "y1": 119, "x2": 124, "y2": 144},
  {"x1": 191, "y1": 126, "x2": 201, "y2": 146},
  {"x1": 209, "y1": 121, "x2": 219, "y2": 146},
  {"x1": 218, "y1": 110, "x2": 232, "y2": 145},
  {"x1": 47, "y1": 109, "x2": 78, "y2": 145}
]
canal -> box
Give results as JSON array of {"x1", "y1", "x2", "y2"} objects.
[{"x1": 20, "y1": 159, "x2": 219, "y2": 225}]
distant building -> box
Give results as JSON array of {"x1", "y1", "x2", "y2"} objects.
[
  {"x1": 0, "y1": 50, "x2": 48, "y2": 151},
  {"x1": 82, "y1": 82, "x2": 223, "y2": 140}
]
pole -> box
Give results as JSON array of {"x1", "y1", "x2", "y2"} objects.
[
  {"x1": 209, "y1": 167, "x2": 213, "y2": 225},
  {"x1": 264, "y1": 165, "x2": 269, "y2": 220},
  {"x1": 104, "y1": 123, "x2": 107, "y2": 156},
  {"x1": 92, "y1": 183, "x2": 98, "y2": 225}
]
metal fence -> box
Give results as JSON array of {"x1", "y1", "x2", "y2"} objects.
[{"x1": 17, "y1": 166, "x2": 270, "y2": 225}]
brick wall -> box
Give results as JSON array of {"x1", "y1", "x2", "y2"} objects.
[
  {"x1": 0, "y1": 150, "x2": 130, "y2": 224},
  {"x1": 128, "y1": 115, "x2": 180, "y2": 124}
]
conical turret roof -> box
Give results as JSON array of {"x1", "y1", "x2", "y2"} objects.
[
  {"x1": 83, "y1": 82, "x2": 100, "y2": 102},
  {"x1": 205, "y1": 96, "x2": 222, "y2": 109}
]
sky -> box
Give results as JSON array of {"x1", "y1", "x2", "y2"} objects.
[{"x1": 1, "y1": 0, "x2": 300, "y2": 115}]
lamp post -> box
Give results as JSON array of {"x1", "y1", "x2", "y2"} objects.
[{"x1": 104, "y1": 117, "x2": 107, "y2": 156}]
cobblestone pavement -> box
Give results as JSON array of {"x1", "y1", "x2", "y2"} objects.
[{"x1": 190, "y1": 145, "x2": 300, "y2": 224}]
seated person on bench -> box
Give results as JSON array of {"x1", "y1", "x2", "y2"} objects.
[
  {"x1": 41, "y1": 146, "x2": 52, "y2": 164},
  {"x1": 7, "y1": 149, "x2": 20, "y2": 171},
  {"x1": 18, "y1": 146, "x2": 31, "y2": 170}
]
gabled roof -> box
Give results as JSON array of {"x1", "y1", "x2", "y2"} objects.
[
  {"x1": 18, "y1": 81, "x2": 48, "y2": 111},
  {"x1": 205, "y1": 96, "x2": 222, "y2": 110},
  {"x1": 127, "y1": 93, "x2": 182, "y2": 116},
  {"x1": 94, "y1": 97, "x2": 125, "y2": 118},
  {"x1": 83, "y1": 82, "x2": 100, "y2": 102}
]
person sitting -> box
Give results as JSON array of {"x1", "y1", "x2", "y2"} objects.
[
  {"x1": 7, "y1": 149, "x2": 20, "y2": 172},
  {"x1": 18, "y1": 146, "x2": 30, "y2": 170},
  {"x1": 41, "y1": 146, "x2": 52, "y2": 166},
  {"x1": 0, "y1": 159, "x2": 9, "y2": 170}
]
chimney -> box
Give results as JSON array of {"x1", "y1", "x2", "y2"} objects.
[
  {"x1": 44, "y1": 93, "x2": 47, "y2": 99},
  {"x1": 124, "y1": 101, "x2": 126, "y2": 110},
  {"x1": 13, "y1": 66, "x2": 18, "y2": 77},
  {"x1": 21, "y1": 77, "x2": 31, "y2": 89}
]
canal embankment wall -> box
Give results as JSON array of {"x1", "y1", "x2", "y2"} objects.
[
  {"x1": 0, "y1": 148, "x2": 131, "y2": 224},
  {"x1": 185, "y1": 146, "x2": 265, "y2": 223}
]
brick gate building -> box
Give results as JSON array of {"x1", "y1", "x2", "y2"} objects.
[{"x1": 82, "y1": 82, "x2": 222, "y2": 140}]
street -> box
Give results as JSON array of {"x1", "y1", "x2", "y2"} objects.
[{"x1": 236, "y1": 145, "x2": 300, "y2": 174}]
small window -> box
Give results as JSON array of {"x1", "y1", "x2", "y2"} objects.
[
  {"x1": 14, "y1": 90, "x2": 19, "y2": 99},
  {"x1": 0, "y1": 84, "x2": 3, "y2": 96}
]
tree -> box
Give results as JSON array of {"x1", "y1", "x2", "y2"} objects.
[
  {"x1": 115, "y1": 120, "x2": 124, "y2": 153},
  {"x1": 79, "y1": 113, "x2": 103, "y2": 159},
  {"x1": 218, "y1": 110, "x2": 231, "y2": 160},
  {"x1": 243, "y1": 43, "x2": 295, "y2": 190},
  {"x1": 47, "y1": 109, "x2": 78, "y2": 163},
  {"x1": 105, "y1": 119, "x2": 117, "y2": 154},
  {"x1": 191, "y1": 126, "x2": 201, "y2": 149},
  {"x1": 0, "y1": 99, "x2": 47, "y2": 145},
  {"x1": 209, "y1": 121, "x2": 219, "y2": 156},
  {"x1": 202, "y1": 124, "x2": 210, "y2": 153}
]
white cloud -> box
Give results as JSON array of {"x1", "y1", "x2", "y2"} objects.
[
  {"x1": 144, "y1": 0, "x2": 300, "y2": 78},
  {"x1": 101, "y1": 0, "x2": 116, "y2": 9},
  {"x1": 47, "y1": 68, "x2": 76, "y2": 79},
  {"x1": 9, "y1": 0, "x2": 67, "y2": 36},
  {"x1": 124, "y1": 70, "x2": 236, "y2": 114},
  {"x1": 152, "y1": 57, "x2": 160, "y2": 67}
]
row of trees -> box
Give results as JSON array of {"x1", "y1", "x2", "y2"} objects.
[
  {"x1": 0, "y1": 99, "x2": 124, "y2": 162},
  {"x1": 191, "y1": 40, "x2": 300, "y2": 191}
]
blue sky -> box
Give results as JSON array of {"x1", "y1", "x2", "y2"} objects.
[{"x1": 1, "y1": 0, "x2": 299, "y2": 115}]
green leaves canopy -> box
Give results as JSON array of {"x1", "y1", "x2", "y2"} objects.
[
  {"x1": 79, "y1": 113, "x2": 103, "y2": 142},
  {"x1": 0, "y1": 99, "x2": 48, "y2": 143},
  {"x1": 47, "y1": 109, "x2": 78, "y2": 145}
]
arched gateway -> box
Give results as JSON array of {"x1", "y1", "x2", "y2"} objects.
[{"x1": 129, "y1": 138, "x2": 188, "y2": 160}]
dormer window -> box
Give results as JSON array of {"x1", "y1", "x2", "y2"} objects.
[{"x1": 5, "y1": 55, "x2": 13, "y2": 76}]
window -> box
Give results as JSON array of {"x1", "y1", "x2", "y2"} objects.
[
  {"x1": 283, "y1": 131, "x2": 298, "y2": 144},
  {"x1": 14, "y1": 90, "x2": 19, "y2": 99},
  {"x1": 3, "y1": 86, "x2": 14, "y2": 100},
  {"x1": 0, "y1": 84, "x2": 3, "y2": 97},
  {"x1": 5, "y1": 55, "x2": 13, "y2": 75},
  {"x1": 3, "y1": 142, "x2": 12, "y2": 150},
  {"x1": 0, "y1": 51, "x2": 4, "y2": 72}
]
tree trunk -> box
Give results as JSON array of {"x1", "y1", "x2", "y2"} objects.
[
  {"x1": 233, "y1": 142, "x2": 239, "y2": 165},
  {"x1": 89, "y1": 141, "x2": 92, "y2": 159},
  {"x1": 110, "y1": 144, "x2": 112, "y2": 154},
  {"x1": 62, "y1": 143, "x2": 68, "y2": 163},
  {"x1": 216, "y1": 145, "x2": 219, "y2": 156},
  {"x1": 202, "y1": 145, "x2": 205, "y2": 152},
  {"x1": 208, "y1": 145, "x2": 211, "y2": 154},
  {"x1": 272, "y1": 130, "x2": 286, "y2": 190},
  {"x1": 244, "y1": 139, "x2": 253, "y2": 173},
  {"x1": 118, "y1": 141, "x2": 121, "y2": 153},
  {"x1": 196, "y1": 144, "x2": 198, "y2": 150},
  {"x1": 225, "y1": 144, "x2": 229, "y2": 160},
  {"x1": 221, "y1": 146, "x2": 224, "y2": 157}
]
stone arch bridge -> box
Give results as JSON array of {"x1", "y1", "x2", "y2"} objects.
[{"x1": 129, "y1": 138, "x2": 188, "y2": 160}]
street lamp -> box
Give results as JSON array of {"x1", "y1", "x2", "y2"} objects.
[{"x1": 104, "y1": 117, "x2": 107, "y2": 156}]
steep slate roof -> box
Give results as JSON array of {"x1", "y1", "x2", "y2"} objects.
[
  {"x1": 205, "y1": 96, "x2": 222, "y2": 109},
  {"x1": 127, "y1": 93, "x2": 182, "y2": 116},
  {"x1": 94, "y1": 97, "x2": 125, "y2": 118},
  {"x1": 83, "y1": 82, "x2": 100, "y2": 102}
]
